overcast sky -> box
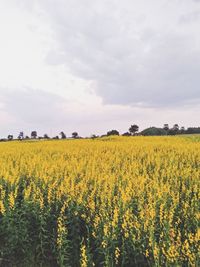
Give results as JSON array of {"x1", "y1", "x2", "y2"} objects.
[{"x1": 0, "y1": 0, "x2": 200, "y2": 137}]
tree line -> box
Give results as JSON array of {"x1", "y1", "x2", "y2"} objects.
[
  {"x1": 4, "y1": 131, "x2": 80, "y2": 142},
  {"x1": 104, "y1": 124, "x2": 200, "y2": 137},
  {"x1": 1, "y1": 124, "x2": 200, "y2": 142}
]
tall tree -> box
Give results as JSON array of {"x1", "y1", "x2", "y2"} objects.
[
  {"x1": 60, "y1": 132, "x2": 66, "y2": 139},
  {"x1": 168, "y1": 124, "x2": 179, "y2": 135},
  {"x1": 173, "y1": 124, "x2": 179, "y2": 134},
  {"x1": 163, "y1": 124, "x2": 169, "y2": 131},
  {"x1": 7, "y1": 135, "x2": 13, "y2": 141},
  {"x1": 31, "y1": 131, "x2": 37, "y2": 139},
  {"x1": 180, "y1": 126, "x2": 185, "y2": 134},
  {"x1": 44, "y1": 134, "x2": 50, "y2": 139},
  {"x1": 18, "y1": 132, "x2": 24, "y2": 140},
  {"x1": 129, "y1": 124, "x2": 139, "y2": 135},
  {"x1": 72, "y1": 132, "x2": 78, "y2": 138}
]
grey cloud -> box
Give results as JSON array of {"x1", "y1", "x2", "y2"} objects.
[{"x1": 23, "y1": 0, "x2": 200, "y2": 107}]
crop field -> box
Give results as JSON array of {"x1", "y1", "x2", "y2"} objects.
[{"x1": 0, "y1": 136, "x2": 199, "y2": 267}]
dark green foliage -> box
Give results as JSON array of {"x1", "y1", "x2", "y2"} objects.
[
  {"x1": 129, "y1": 125, "x2": 139, "y2": 135},
  {"x1": 107, "y1": 130, "x2": 120, "y2": 136},
  {"x1": 141, "y1": 127, "x2": 167, "y2": 136}
]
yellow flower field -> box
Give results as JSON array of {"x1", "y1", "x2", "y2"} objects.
[{"x1": 0, "y1": 136, "x2": 199, "y2": 266}]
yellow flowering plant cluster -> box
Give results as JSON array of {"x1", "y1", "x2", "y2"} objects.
[{"x1": 0, "y1": 136, "x2": 199, "y2": 266}]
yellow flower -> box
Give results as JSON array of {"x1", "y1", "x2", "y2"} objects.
[
  {"x1": 0, "y1": 200, "x2": 5, "y2": 214},
  {"x1": 80, "y1": 242, "x2": 88, "y2": 267}
]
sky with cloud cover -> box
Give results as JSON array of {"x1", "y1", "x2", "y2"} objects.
[{"x1": 0, "y1": 0, "x2": 200, "y2": 137}]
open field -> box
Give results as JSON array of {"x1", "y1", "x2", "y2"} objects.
[{"x1": 0, "y1": 136, "x2": 199, "y2": 266}]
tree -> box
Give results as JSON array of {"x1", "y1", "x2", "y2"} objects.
[
  {"x1": 173, "y1": 124, "x2": 179, "y2": 131},
  {"x1": 107, "y1": 130, "x2": 119, "y2": 136},
  {"x1": 163, "y1": 124, "x2": 169, "y2": 131},
  {"x1": 60, "y1": 132, "x2": 66, "y2": 139},
  {"x1": 7, "y1": 135, "x2": 13, "y2": 141},
  {"x1": 169, "y1": 124, "x2": 179, "y2": 135},
  {"x1": 72, "y1": 132, "x2": 78, "y2": 138},
  {"x1": 129, "y1": 125, "x2": 139, "y2": 135},
  {"x1": 18, "y1": 132, "x2": 24, "y2": 140},
  {"x1": 180, "y1": 126, "x2": 185, "y2": 134},
  {"x1": 44, "y1": 134, "x2": 50, "y2": 139},
  {"x1": 31, "y1": 131, "x2": 37, "y2": 139},
  {"x1": 167, "y1": 124, "x2": 179, "y2": 135}
]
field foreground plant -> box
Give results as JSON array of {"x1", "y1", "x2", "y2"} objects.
[{"x1": 0, "y1": 136, "x2": 199, "y2": 266}]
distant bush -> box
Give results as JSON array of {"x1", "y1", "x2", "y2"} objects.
[
  {"x1": 122, "y1": 132, "x2": 131, "y2": 136},
  {"x1": 141, "y1": 127, "x2": 167, "y2": 136},
  {"x1": 185, "y1": 127, "x2": 200, "y2": 134},
  {"x1": 107, "y1": 130, "x2": 119, "y2": 136}
]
